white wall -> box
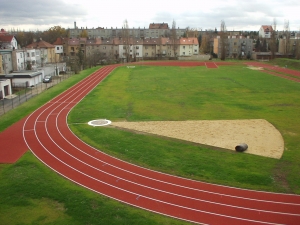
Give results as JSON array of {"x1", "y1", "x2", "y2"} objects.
[
  {"x1": 0, "y1": 79, "x2": 12, "y2": 98},
  {"x1": 55, "y1": 45, "x2": 63, "y2": 54}
]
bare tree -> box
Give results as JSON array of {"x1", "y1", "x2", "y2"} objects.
[
  {"x1": 122, "y1": 19, "x2": 131, "y2": 62},
  {"x1": 283, "y1": 20, "x2": 290, "y2": 54},
  {"x1": 269, "y1": 18, "x2": 277, "y2": 59},
  {"x1": 296, "y1": 31, "x2": 300, "y2": 59},
  {"x1": 200, "y1": 35, "x2": 210, "y2": 54},
  {"x1": 171, "y1": 19, "x2": 178, "y2": 57},
  {"x1": 220, "y1": 20, "x2": 227, "y2": 60}
]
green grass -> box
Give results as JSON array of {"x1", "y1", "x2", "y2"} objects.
[
  {"x1": 267, "y1": 58, "x2": 300, "y2": 71},
  {"x1": 69, "y1": 65, "x2": 300, "y2": 193}
]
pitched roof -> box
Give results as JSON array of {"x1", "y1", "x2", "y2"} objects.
[
  {"x1": 26, "y1": 40, "x2": 55, "y2": 48},
  {"x1": 86, "y1": 38, "x2": 102, "y2": 45},
  {"x1": 149, "y1": 23, "x2": 169, "y2": 29},
  {"x1": 180, "y1": 37, "x2": 199, "y2": 45},
  {"x1": 261, "y1": 25, "x2": 273, "y2": 32},
  {"x1": 0, "y1": 35, "x2": 14, "y2": 42},
  {"x1": 143, "y1": 38, "x2": 160, "y2": 45},
  {"x1": 52, "y1": 37, "x2": 65, "y2": 45}
]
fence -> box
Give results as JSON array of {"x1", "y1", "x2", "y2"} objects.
[{"x1": 0, "y1": 72, "x2": 74, "y2": 116}]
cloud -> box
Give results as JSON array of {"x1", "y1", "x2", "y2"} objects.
[
  {"x1": 0, "y1": 0, "x2": 87, "y2": 29},
  {"x1": 0, "y1": 0, "x2": 299, "y2": 31}
]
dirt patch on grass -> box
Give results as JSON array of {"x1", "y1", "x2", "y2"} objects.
[{"x1": 111, "y1": 119, "x2": 284, "y2": 159}]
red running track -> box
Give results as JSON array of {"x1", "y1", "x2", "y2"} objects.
[{"x1": 22, "y1": 65, "x2": 300, "y2": 224}]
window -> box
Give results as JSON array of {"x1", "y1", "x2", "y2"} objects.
[
  {"x1": 145, "y1": 52, "x2": 148, "y2": 56},
  {"x1": 20, "y1": 53, "x2": 23, "y2": 58},
  {"x1": 136, "y1": 46, "x2": 139, "y2": 49},
  {"x1": 183, "y1": 46, "x2": 185, "y2": 49},
  {"x1": 103, "y1": 46, "x2": 106, "y2": 49},
  {"x1": 136, "y1": 52, "x2": 139, "y2": 56},
  {"x1": 183, "y1": 52, "x2": 185, "y2": 55},
  {"x1": 57, "y1": 47, "x2": 59, "y2": 50},
  {"x1": 27, "y1": 53, "x2": 30, "y2": 57}
]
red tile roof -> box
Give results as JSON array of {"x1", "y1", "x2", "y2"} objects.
[
  {"x1": 52, "y1": 37, "x2": 66, "y2": 45},
  {"x1": 0, "y1": 35, "x2": 14, "y2": 42},
  {"x1": 149, "y1": 23, "x2": 169, "y2": 29},
  {"x1": 180, "y1": 37, "x2": 198, "y2": 45},
  {"x1": 261, "y1": 25, "x2": 273, "y2": 32},
  {"x1": 26, "y1": 40, "x2": 55, "y2": 48}
]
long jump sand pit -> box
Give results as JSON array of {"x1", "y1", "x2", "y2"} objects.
[{"x1": 111, "y1": 119, "x2": 284, "y2": 159}]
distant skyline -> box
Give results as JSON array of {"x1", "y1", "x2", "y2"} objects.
[{"x1": 1, "y1": 0, "x2": 300, "y2": 32}]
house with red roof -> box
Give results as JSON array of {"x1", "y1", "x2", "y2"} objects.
[
  {"x1": 0, "y1": 35, "x2": 18, "y2": 50},
  {"x1": 259, "y1": 25, "x2": 273, "y2": 38},
  {"x1": 179, "y1": 38, "x2": 199, "y2": 56},
  {"x1": 26, "y1": 39, "x2": 57, "y2": 64}
]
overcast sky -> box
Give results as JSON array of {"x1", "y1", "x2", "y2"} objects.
[{"x1": 1, "y1": 0, "x2": 300, "y2": 32}]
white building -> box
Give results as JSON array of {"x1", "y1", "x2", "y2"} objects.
[
  {"x1": 0, "y1": 50, "x2": 13, "y2": 74},
  {"x1": 0, "y1": 79, "x2": 12, "y2": 98},
  {"x1": 0, "y1": 35, "x2": 18, "y2": 50},
  {"x1": 179, "y1": 38, "x2": 199, "y2": 56},
  {"x1": 259, "y1": 25, "x2": 273, "y2": 39}
]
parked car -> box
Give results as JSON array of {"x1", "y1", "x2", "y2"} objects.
[{"x1": 43, "y1": 75, "x2": 52, "y2": 83}]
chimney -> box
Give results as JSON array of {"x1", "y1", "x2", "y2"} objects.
[{"x1": 74, "y1": 21, "x2": 76, "y2": 29}]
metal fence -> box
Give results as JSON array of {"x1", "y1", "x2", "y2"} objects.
[{"x1": 0, "y1": 72, "x2": 74, "y2": 116}]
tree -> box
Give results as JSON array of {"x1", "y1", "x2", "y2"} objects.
[
  {"x1": 122, "y1": 19, "x2": 131, "y2": 62},
  {"x1": 220, "y1": 20, "x2": 227, "y2": 60},
  {"x1": 200, "y1": 35, "x2": 210, "y2": 54},
  {"x1": 283, "y1": 20, "x2": 291, "y2": 54},
  {"x1": 43, "y1": 26, "x2": 67, "y2": 43},
  {"x1": 170, "y1": 19, "x2": 178, "y2": 57},
  {"x1": 269, "y1": 18, "x2": 277, "y2": 59},
  {"x1": 255, "y1": 37, "x2": 261, "y2": 51},
  {"x1": 80, "y1": 30, "x2": 88, "y2": 38}
]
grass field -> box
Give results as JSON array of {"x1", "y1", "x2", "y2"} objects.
[
  {"x1": 68, "y1": 64, "x2": 300, "y2": 193},
  {"x1": 1, "y1": 62, "x2": 300, "y2": 224}
]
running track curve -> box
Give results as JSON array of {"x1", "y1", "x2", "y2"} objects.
[{"x1": 22, "y1": 64, "x2": 300, "y2": 225}]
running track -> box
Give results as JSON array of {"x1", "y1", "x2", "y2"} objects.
[{"x1": 18, "y1": 64, "x2": 300, "y2": 224}]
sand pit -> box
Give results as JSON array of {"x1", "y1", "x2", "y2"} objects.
[{"x1": 111, "y1": 119, "x2": 284, "y2": 159}]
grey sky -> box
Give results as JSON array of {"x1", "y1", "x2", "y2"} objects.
[{"x1": 1, "y1": 0, "x2": 299, "y2": 32}]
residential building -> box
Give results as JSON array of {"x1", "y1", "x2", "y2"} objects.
[
  {"x1": 143, "y1": 38, "x2": 158, "y2": 58},
  {"x1": 0, "y1": 78, "x2": 12, "y2": 98},
  {"x1": 68, "y1": 22, "x2": 186, "y2": 39},
  {"x1": 12, "y1": 49, "x2": 27, "y2": 71},
  {"x1": 214, "y1": 35, "x2": 253, "y2": 59},
  {"x1": 119, "y1": 38, "x2": 143, "y2": 61},
  {"x1": 0, "y1": 50, "x2": 13, "y2": 73},
  {"x1": 259, "y1": 25, "x2": 273, "y2": 39},
  {"x1": 53, "y1": 37, "x2": 64, "y2": 62},
  {"x1": 26, "y1": 39, "x2": 57, "y2": 64},
  {"x1": 0, "y1": 35, "x2": 18, "y2": 49},
  {"x1": 179, "y1": 38, "x2": 199, "y2": 56}
]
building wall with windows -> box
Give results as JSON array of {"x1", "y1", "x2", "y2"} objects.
[
  {"x1": 214, "y1": 36, "x2": 253, "y2": 59},
  {"x1": 0, "y1": 50, "x2": 13, "y2": 73}
]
